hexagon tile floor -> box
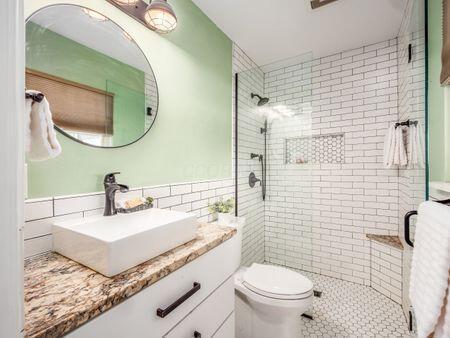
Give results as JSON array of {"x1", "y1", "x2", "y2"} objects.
[{"x1": 299, "y1": 270, "x2": 415, "y2": 337}]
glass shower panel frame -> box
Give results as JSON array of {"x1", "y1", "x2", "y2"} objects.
[
  {"x1": 398, "y1": 0, "x2": 427, "y2": 323},
  {"x1": 235, "y1": 53, "x2": 315, "y2": 272},
  {"x1": 235, "y1": 65, "x2": 267, "y2": 267}
]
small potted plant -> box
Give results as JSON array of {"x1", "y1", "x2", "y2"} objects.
[{"x1": 208, "y1": 197, "x2": 235, "y2": 225}]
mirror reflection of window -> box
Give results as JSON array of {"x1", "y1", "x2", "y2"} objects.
[
  {"x1": 67, "y1": 131, "x2": 113, "y2": 148},
  {"x1": 25, "y1": 4, "x2": 158, "y2": 148}
]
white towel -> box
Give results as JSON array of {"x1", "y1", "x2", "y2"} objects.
[
  {"x1": 434, "y1": 284, "x2": 450, "y2": 338},
  {"x1": 393, "y1": 126, "x2": 407, "y2": 166},
  {"x1": 410, "y1": 201, "x2": 450, "y2": 338},
  {"x1": 25, "y1": 90, "x2": 61, "y2": 161},
  {"x1": 383, "y1": 124, "x2": 396, "y2": 168},
  {"x1": 408, "y1": 122, "x2": 425, "y2": 168}
]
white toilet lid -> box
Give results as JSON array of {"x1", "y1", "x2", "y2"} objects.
[{"x1": 243, "y1": 264, "x2": 313, "y2": 299}]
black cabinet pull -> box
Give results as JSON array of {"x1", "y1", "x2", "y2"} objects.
[
  {"x1": 194, "y1": 331, "x2": 201, "y2": 338},
  {"x1": 156, "y1": 282, "x2": 201, "y2": 318},
  {"x1": 404, "y1": 210, "x2": 417, "y2": 247}
]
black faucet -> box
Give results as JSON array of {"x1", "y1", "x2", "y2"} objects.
[{"x1": 103, "y1": 172, "x2": 129, "y2": 216}]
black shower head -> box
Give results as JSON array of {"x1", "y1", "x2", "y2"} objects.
[{"x1": 251, "y1": 93, "x2": 270, "y2": 106}]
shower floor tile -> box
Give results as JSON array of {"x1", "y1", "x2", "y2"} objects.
[{"x1": 298, "y1": 270, "x2": 414, "y2": 337}]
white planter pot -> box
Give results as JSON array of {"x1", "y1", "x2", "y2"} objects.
[{"x1": 217, "y1": 212, "x2": 235, "y2": 226}]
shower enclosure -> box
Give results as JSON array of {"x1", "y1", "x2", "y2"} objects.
[{"x1": 234, "y1": 0, "x2": 427, "y2": 327}]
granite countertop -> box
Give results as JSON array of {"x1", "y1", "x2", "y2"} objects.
[
  {"x1": 24, "y1": 222, "x2": 236, "y2": 338},
  {"x1": 366, "y1": 234, "x2": 403, "y2": 250}
]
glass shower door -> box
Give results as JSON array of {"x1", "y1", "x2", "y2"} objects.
[
  {"x1": 263, "y1": 55, "x2": 314, "y2": 273},
  {"x1": 235, "y1": 53, "x2": 314, "y2": 272},
  {"x1": 235, "y1": 65, "x2": 266, "y2": 267}
]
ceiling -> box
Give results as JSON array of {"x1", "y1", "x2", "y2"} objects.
[
  {"x1": 192, "y1": 0, "x2": 408, "y2": 66},
  {"x1": 29, "y1": 5, "x2": 152, "y2": 73}
]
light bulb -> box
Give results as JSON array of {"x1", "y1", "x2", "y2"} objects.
[
  {"x1": 144, "y1": 0, "x2": 177, "y2": 33},
  {"x1": 114, "y1": 0, "x2": 140, "y2": 5}
]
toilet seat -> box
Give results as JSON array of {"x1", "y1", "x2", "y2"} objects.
[{"x1": 242, "y1": 264, "x2": 313, "y2": 300}]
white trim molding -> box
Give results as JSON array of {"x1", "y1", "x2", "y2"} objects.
[{"x1": 0, "y1": 0, "x2": 25, "y2": 336}]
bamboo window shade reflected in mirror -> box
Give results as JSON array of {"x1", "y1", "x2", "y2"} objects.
[
  {"x1": 26, "y1": 68, "x2": 114, "y2": 135},
  {"x1": 442, "y1": 0, "x2": 450, "y2": 84}
]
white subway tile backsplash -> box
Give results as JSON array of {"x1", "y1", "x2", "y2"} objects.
[
  {"x1": 182, "y1": 192, "x2": 201, "y2": 203},
  {"x1": 170, "y1": 184, "x2": 192, "y2": 195},
  {"x1": 54, "y1": 193, "x2": 104, "y2": 216},
  {"x1": 158, "y1": 195, "x2": 182, "y2": 209},
  {"x1": 143, "y1": 186, "x2": 170, "y2": 198},
  {"x1": 24, "y1": 212, "x2": 83, "y2": 240},
  {"x1": 192, "y1": 182, "x2": 210, "y2": 192},
  {"x1": 25, "y1": 198, "x2": 53, "y2": 221},
  {"x1": 24, "y1": 235, "x2": 53, "y2": 258},
  {"x1": 24, "y1": 178, "x2": 235, "y2": 258}
]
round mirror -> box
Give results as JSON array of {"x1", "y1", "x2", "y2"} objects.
[{"x1": 26, "y1": 4, "x2": 158, "y2": 148}]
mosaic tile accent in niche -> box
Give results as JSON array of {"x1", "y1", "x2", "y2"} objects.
[{"x1": 285, "y1": 133, "x2": 344, "y2": 165}]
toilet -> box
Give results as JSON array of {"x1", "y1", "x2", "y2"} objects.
[{"x1": 231, "y1": 219, "x2": 314, "y2": 338}]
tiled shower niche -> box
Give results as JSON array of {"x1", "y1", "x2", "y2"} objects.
[{"x1": 285, "y1": 133, "x2": 345, "y2": 165}]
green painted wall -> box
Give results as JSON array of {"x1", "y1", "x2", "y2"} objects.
[
  {"x1": 428, "y1": 0, "x2": 450, "y2": 181},
  {"x1": 26, "y1": 0, "x2": 232, "y2": 198},
  {"x1": 26, "y1": 22, "x2": 146, "y2": 148},
  {"x1": 107, "y1": 80, "x2": 146, "y2": 146}
]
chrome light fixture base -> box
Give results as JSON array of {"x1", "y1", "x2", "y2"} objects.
[{"x1": 106, "y1": 0, "x2": 177, "y2": 33}]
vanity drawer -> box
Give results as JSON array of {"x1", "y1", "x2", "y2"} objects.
[
  {"x1": 66, "y1": 235, "x2": 237, "y2": 338},
  {"x1": 213, "y1": 312, "x2": 234, "y2": 338},
  {"x1": 164, "y1": 276, "x2": 234, "y2": 338}
]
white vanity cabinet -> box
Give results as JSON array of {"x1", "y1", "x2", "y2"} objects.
[{"x1": 66, "y1": 235, "x2": 238, "y2": 338}]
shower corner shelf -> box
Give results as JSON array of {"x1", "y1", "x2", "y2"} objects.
[
  {"x1": 366, "y1": 234, "x2": 404, "y2": 251},
  {"x1": 285, "y1": 133, "x2": 344, "y2": 165}
]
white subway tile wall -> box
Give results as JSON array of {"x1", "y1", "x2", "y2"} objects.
[
  {"x1": 370, "y1": 241, "x2": 403, "y2": 304},
  {"x1": 24, "y1": 178, "x2": 234, "y2": 258},
  {"x1": 397, "y1": 0, "x2": 426, "y2": 320},
  {"x1": 233, "y1": 44, "x2": 266, "y2": 266},
  {"x1": 144, "y1": 72, "x2": 158, "y2": 130},
  {"x1": 263, "y1": 39, "x2": 401, "y2": 286}
]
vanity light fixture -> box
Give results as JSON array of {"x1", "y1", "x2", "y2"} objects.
[
  {"x1": 114, "y1": 0, "x2": 140, "y2": 5},
  {"x1": 107, "y1": 0, "x2": 177, "y2": 34},
  {"x1": 144, "y1": 0, "x2": 177, "y2": 33},
  {"x1": 81, "y1": 8, "x2": 108, "y2": 21}
]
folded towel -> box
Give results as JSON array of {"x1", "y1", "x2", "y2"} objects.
[
  {"x1": 407, "y1": 122, "x2": 425, "y2": 168},
  {"x1": 410, "y1": 201, "x2": 450, "y2": 338},
  {"x1": 393, "y1": 126, "x2": 407, "y2": 166},
  {"x1": 434, "y1": 283, "x2": 450, "y2": 338},
  {"x1": 383, "y1": 124, "x2": 396, "y2": 168},
  {"x1": 25, "y1": 90, "x2": 61, "y2": 161}
]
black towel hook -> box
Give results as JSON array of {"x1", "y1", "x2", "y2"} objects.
[
  {"x1": 25, "y1": 91, "x2": 44, "y2": 103},
  {"x1": 395, "y1": 119, "x2": 418, "y2": 128}
]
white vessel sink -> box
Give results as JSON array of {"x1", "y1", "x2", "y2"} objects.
[{"x1": 52, "y1": 208, "x2": 198, "y2": 277}]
